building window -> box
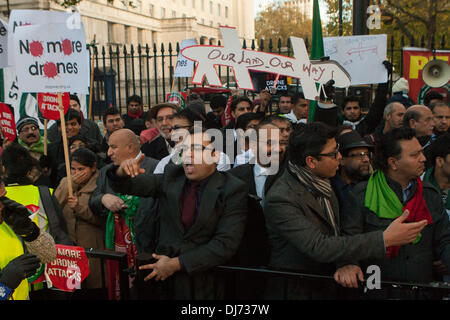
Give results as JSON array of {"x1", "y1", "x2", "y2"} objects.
[
  {"x1": 210, "y1": 1, "x2": 213, "y2": 14},
  {"x1": 183, "y1": 13, "x2": 187, "y2": 18},
  {"x1": 172, "y1": 10, "x2": 176, "y2": 18},
  {"x1": 161, "y1": 7, "x2": 166, "y2": 18},
  {"x1": 217, "y1": 4, "x2": 220, "y2": 16},
  {"x1": 149, "y1": 4, "x2": 154, "y2": 17},
  {"x1": 201, "y1": 0, "x2": 204, "y2": 11},
  {"x1": 192, "y1": 0, "x2": 195, "y2": 8},
  {"x1": 210, "y1": 20, "x2": 213, "y2": 26},
  {"x1": 225, "y1": 6, "x2": 228, "y2": 18},
  {"x1": 201, "y1": 18, "x2": 205, "y2": 24}
]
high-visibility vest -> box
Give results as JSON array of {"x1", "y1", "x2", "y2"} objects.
[
  {"x1": 5, "y1": 185, "x2": 54, "y2": 232},
  {"x1": 0, "y1": 223, "x2": 29, "y2": 300},
  {"x1": 3, "y1": 185, "x2": 54, "y2": 294}
]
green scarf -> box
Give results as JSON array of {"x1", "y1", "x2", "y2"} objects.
[
  {"x1": 365, "y1": 170, "x2": 423, "y2": 246},
  {"x1": 18, "y1": 136, "x2": 46, "y2": 155},
  {"x1": 365, "y1": 170, "x2": 404, "y2": 219},
  {"x1": 105, "y1": 194, "x2": 140, "y2": 250}
]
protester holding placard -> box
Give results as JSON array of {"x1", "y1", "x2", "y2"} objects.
[
  {"x1": 54, "y1": 148, "x2": 105, "y2": 289},
  {"x1": 48, "y1": 94, "x2": 103, "y2": 144}
]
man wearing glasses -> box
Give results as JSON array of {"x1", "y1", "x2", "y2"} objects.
[
  {"x1": 106, "y1": 128, "x2": 248, "y2": 299},
  {"x1": 141, "y1": 103, "x2": 179, "y2": 160},
  {"x1": 16, "y1": 117, "x2": 45, "y2": 161},
  {"x1": 331, "y1": 131, "x2": 374, "y2": 210},
  {"x1": 263, "y1": 123, "x2": 428, "y2": 299}
]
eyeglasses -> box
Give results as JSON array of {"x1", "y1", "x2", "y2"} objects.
[
  {"x1": 179, "y1": 144, "x2": 215, "y2": 155},
  {"x1": 315, "y1": 143, "x2": 340, "y2": 159},
  {"x1": 20, "y1": 125, "x2": 38, "y2": 133},
  {"x1": 172, "y1": 125, "x2": 192, "y2": 130},
  {"x1": 345, "y1": 151, "x2": 372, "y2": 159}
]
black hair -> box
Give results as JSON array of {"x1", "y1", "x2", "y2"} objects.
[
  {"x1": 423, "y1": 91, "x2": 444, "y2": 107},
  {"x1": 68, "y1": 134, "x2": 88, "y2": 147},
  {"x1": 230, "y1": 95, "x2": 252, "y2": 112},
  {"x1": 342, "y1": 95, "x2": 361, "y2": 109},
  {"x1": 127, "y1": 94, "x2": 142, "y2": 106},
  {"x1": 430, "y1": 102, "x2": 449, "y2": 112},
  {"x1": 69, "y1": 94, "x2": 81, "y2": 106},
  {"x1": 1, "y1": 143, "x2": 34, "y2": 179},
  {"x1": 173, "y1": 109, "x2": 204, "y2": 126},
  {"x1": 70, "y1": 147, "x2": 97, "y2": 169},
  {"x1": 210, "y1": 94, "x2": 228, "y2": 110},
  {"x1": 235, "y1": 112, "x2": 264, "y2": 131},
  {"x1": 430, "y1": 132, "x2": 450, "y2": 165},
  {"x1": 373, "y1": 127, "x2": 416, "y2": 171},
  {"x1": 292, "y1": 92, "x2": 306, "y2": 105},
  {"x1": 57, "y1": 108, "x2": 82, "y2": 125},
  {"x1": 288, "y1": 122, "x2": 337, "y2": 166},
  {"x1": 103, "y1": 107, "x2": 122, "y2": 124},
  {"x1": 279, "y1": 93, "x2": 292, "y2": 100}
]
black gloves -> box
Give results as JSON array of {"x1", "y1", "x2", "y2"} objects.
[
  {"x1": 0, "y1": 254, "x2": 41, "y2": 290},
  {"x1": 383, "y1": 60, "x2": 393, "y2": 74},
  {"x1": 320, "y1": 79, "x2": 336, "y2": 102},
  {"x1": 1, "y1": 197, "x2": 40, "y2": 242}
]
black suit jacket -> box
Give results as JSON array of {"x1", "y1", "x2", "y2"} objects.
[
  {"x1": 228, "y1": 163, "x2": 282, "y2": 267},
  {"x1": 141, "y1": 135, "x2": 170, "y2": 161},
  {"x1": 107, "y1": 165, "x2": 248, "y2": 299}
]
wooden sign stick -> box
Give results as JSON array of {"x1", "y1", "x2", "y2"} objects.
[
  {"x1": 58, "y1": 92, "x2": 73, "y2": 197},
  {"x1": 43, "y1": 119, "x2": 48, "y2": 156}
]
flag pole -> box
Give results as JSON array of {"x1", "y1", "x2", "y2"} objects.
[{"x1": 58, "y1": 92, "x2": 73, "y2": 197}]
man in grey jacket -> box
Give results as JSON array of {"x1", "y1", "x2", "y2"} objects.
[{"x1": 263, "y1": 123, "x2": 427, "y2": 299}]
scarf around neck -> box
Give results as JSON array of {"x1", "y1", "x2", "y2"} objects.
[
  {"x1": 365, "y1": 170, "x2": 433, "y2": 258},
  {"x1": 288, "y1": 161, "x2": 338, "y2": 235},
  {"x1": 18, "y1": 136, "x2": 45, "y2": 155},
  {"x1": 127, "y1": 108, "x2": 143, "y2": 120}
]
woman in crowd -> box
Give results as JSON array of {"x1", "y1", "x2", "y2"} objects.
[{"x1": 54, "y1": 148, "x2": 105, "y2": 290}]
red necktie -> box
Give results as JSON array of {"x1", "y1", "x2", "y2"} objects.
[{"x1": 181, "y1": 181, "x2": 200, "y2": 232}]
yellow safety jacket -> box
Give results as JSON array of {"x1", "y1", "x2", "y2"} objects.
[
  {"x1": 0, "y1": 223, "x2": 29, "y2": 300},
  {"x1": 0, "y1": 185, "x2": 54, "y2": 299}
]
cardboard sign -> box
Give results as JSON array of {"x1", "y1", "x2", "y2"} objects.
[
  {"x1": 44, "y1": 245, "x2": 89, "y2": 292},
  {"x1": 403, "y1": 47, "x2": 450, "y2": 103},
  {"x1": 37, "y1": 92, "x2": 70, "y2": 120},
  {"x1": 13, "y1": 22, "x2": 89, "y2": 94},
  {"x1": 0, "y1": 18, "x2": 8, "y2": 68},
  {"x1": 8, "y1": 10, "x2": 82, "y2": 67},
  {"x1": 174, "y1": 39, "x2": 197, "y2": 78},
  {"x1": 324, "y1": 34, "x2": 388, "y2": 85},
  {"x1": 0, "y1": 103, "x2": 16, "y2": 141},
  {"x1": 181, "y1": 26, "x2": 351, "y2": 101}
]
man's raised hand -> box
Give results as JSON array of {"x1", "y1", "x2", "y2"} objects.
[{"x1": 116, "y1": 154, "x2": 146, "y2": 178}]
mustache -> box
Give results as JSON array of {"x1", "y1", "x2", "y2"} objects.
[{"x1": 26, "y1": 133, "x2": 37, "y2": 139}]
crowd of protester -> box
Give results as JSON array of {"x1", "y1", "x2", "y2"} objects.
[{"x1": 0, "y1": 72, "x2": 449, "y2": 300}]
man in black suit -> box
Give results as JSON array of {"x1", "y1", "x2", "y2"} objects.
[
  {"x1": 107, "y1": 128, "x2": 248, "y2": 299},
  {"x1": 141, "y1": 103, "x2": 179, "y2": 160},
  {"x1": 228, "y1": 118, "x2": 284, "y2": 299}
]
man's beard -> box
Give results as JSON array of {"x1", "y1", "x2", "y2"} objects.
[{"x1": 343, "y1": 165, "x2": 371, "y2": 183}]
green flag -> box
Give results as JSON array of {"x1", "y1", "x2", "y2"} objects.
[{"x1": 307, "y1": 0, "x2": 324, "y2": 123}]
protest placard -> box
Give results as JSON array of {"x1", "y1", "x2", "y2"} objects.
[
  {"x1": 0, "y1": 18, "x2": 8, "y2": 68},
  {"x1": 0, "y1": 103, "x2": 16, "y2": 141},
  {"x1": 323, "y1": 34, "x2": 387, "y2": 85},
  {"x1": 8, "y1": 10, "x2": 82, "y2": 67},
  {"x1": 13, "y1": 22, "x2": 89, "y2": 94},
  {"x1": 181, "y1": 27, "x2": 350, "y2": 101},
  {"x1": 37, "y1": 92, "x2": 70, "y2": 120},
  {"x1": 174, "y1": 38, "x2": 197, "y2": 78}
]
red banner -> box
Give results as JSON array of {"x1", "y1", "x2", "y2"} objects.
[
  {"x1": 0, "y1": 103, "x2": 16, "y2": 141},
  {"x1": 45, "y1": 245, "x2": 89, "y2": 292},
  {"x1": 37, "y1": 92, "x2": 70, "y2": 120},
  {"x1": 402, "y1": 47, "x2": 450, "y2": 104}
]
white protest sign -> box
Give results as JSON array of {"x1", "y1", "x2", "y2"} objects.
[
  {"x1": 174, "y1": 39, "x2": 197, "y2": 78},
  {"x1": 8, "y1": 10, "x2": 82, "y2": 66},
  {"x1": 324, "y1": 34, "x2": 387, "y2": 85},
  {"x1": 13, "y1": 23, "x2": 89, "y2": 94},
  {"x1": 0, "y1": 19, "x2": 8, "y2": 67},
  {"x1": 181, "y1": 27, "x2": 351, "y2": 101}
]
